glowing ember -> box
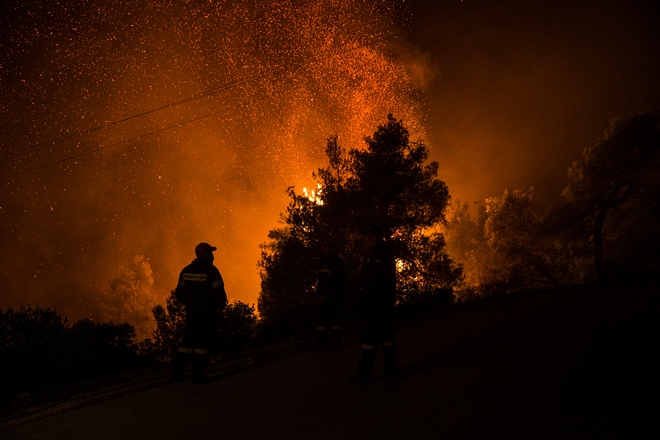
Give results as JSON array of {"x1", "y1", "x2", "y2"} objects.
[
  {"x1": 302, "y1": 184, "x2": 323, "y2": 205},
  {"x1": 0, "y1": 0, "x2": 425, "y2": 334}
]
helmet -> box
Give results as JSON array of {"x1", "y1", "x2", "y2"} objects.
[{"x1": 195, "y1": 242, "x2": 217, "y2": 257}]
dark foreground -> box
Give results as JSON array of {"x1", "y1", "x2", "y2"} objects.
[{"x1": 1, "y1": 283, "x2": 658, "y2": 439}]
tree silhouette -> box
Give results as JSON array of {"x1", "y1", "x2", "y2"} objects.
[
  {"x1": 149, "y1": 291, "x2": 186, "y2": 362},
  {"x1": 216, "y1": 301, "x2": 257, "y2": 353},
  {"x1": 0, "y1": 306, "x2": 142, "y2": 405},
  {"x1": 563, "y1": 110, "x2": 660, "y2": 281},
  {"x1": 258, "y1": 116, "x2": 461, "y2": 338}
]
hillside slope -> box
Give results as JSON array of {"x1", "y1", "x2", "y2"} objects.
[{"x1": 2, "y1": 283, "x2": 658, "y2": 439}]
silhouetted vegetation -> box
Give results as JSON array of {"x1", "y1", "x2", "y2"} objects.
[
  {"x1": 0, "y1": 295, "x2": 257, "y2": 413},
  {"x1": 564, "y1": 110, "x2": 660, "y2": 282},
  {"x1": 147, "y1": 291, "x2": 257, "y2": 360},
  {"x1": 3, "y1": 111, "x2": 657, "y2": 415},
  {"x1": 0, "y1": 306, "x2": 144, "y2": 410},
  {"x1": 258, "y1": 115, "x2": 462, "y2": 341},
  {"x1": 447, "y1": 110, "x2": 660, "y2": 300}
]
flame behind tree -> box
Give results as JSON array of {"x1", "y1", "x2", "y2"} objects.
[
  {"x1": 0, "y1": 0, "x2": 425, "y2": 327},
  {"x1": 258, "y1": 116, "x2": 462, "y2": 339}
]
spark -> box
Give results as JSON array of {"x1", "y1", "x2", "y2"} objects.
[{"x1": 0, "y1": 0, "x2": 426, "y2": 333}]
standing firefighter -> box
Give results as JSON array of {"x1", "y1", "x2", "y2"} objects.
[
  {"x1": 355, "y1": 226, "x2": 397, "y2": 382},
  {"x1": 313, "y1": 238, "x2": 346, "y2": 352},
  {"x1": 172, "y1": 242, "x2": 228, "y2": 383}
]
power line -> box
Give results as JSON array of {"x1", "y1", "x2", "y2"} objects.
[
  {"x1": 0, "y1": 0, "x2": 473, "y2": 163},
  {"x1": 1, "y1": 0, "x2": 559, "y2": 180},
  {"x1": 0, "y1": 71, "x2": 281, "y2": 162},
  {"x1": 373, "y1": 0, "x2": 509, "y2": 46},
  {"x1": 392, "y1": 0, "x2": 560, "y2": 57},
  {"x1": 2, "y1": 84, "x2": 296, "y2": 180}
]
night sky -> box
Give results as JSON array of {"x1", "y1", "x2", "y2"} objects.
[{"x1": 1, "y1": 0, "x2": 658, "y2": 335}]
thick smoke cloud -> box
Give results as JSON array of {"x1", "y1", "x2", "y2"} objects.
[
  {"x1": 2, "y1": 0, "x2": 658, "y2": 335},
  {"x1": 0, "y1": 0, "x2": 424, "y2": 334},
  {"x1": 411, "y1": 0, "x2": 660, "y2": 206}
]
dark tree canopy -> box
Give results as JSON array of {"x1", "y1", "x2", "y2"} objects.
[
  {"x1": 0, "y1": 306, "x2": 143, "y2": 405},
  {"x1": 563, "y1": 110, "x2": 660, "y2": 281},
  {"x1": 446, "y1": 110, "x2": 660, "y2": 299},
  {"x1": 258, "y1": 116, "x2": 462, "y2": 337}
]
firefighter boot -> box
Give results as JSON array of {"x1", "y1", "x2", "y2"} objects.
[
  {"x1": 383, "y1": 342, "x2": 397, "y2": 382},
  {"x1": 191, "y1": 351, "x2": 210, "y2": 384},
  {"x1": 330, "y1": 326, "x2": 343, "y2": 351},
  {"x1": 172, "y1": 351, "x2": 192, "y2": 382}
]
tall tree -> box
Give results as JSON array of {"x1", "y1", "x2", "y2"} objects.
[
  {"x1": 483, "y1": 188, "x2": 581, "y2": 290},
  {"x1": 446, "y1": 190, "x2": 586, "y2": 300},
  {"x1": 563, "y1": 110, "x2": 660, "y2": 281},
  {"x1": 258, "y1": 116, "x2": 461, "y2": 337}
]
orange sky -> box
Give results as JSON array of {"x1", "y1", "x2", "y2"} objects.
[{"x1": 1, "y1": 0, "x2": 658, "y2": 334}]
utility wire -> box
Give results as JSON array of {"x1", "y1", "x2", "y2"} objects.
[
  {"x1": 0, "y1": 0, "x2": 479, "y2": 163},
  {"x1": 392, "y1": 0, "x2": 559, "y2": 57},
  {"x1": 3, "y1": 84, "x2": 297, "y2": 179},
  {"x1": 371, "y1": 0, "x2": 509, "y2": 47},
  {"x1": 0, "y1": 71, "x2": 281, "y2": 162},
  {"x1": 1, "y1": 0, "x2": 558, "y2": 180}
]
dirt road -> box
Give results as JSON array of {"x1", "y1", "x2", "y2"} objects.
[{"x1": 2, "y1": 283, "x2": 658, "y2": 439}]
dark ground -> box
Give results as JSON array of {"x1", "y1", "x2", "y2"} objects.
[{"x1": 1, "y1": 283, "x2": 658, "y2": 439}]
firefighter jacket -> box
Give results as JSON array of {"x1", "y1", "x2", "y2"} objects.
[
  {"x1": 359, "y1": 240, "x2": 396, "y2": 316},
  {"x1": 175, "y1": 257, "x2": 228, "y2": 323},
  {"x1": 317, "y1": 252, "x2": 346, "y2": 300}
]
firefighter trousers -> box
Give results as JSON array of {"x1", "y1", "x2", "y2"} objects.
[{"x1": 357, "y1": 314, "x2": 396, "y2": 378}]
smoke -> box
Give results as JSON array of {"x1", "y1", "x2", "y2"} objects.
[
  {"x1": 4, "y1": 0, "x2": 657, "y2": 328},
  {"x1": 0, "y1": 0, "x2": 425, "y2": 325},
  {"x1": 420, "y1": 0, "x2": 660, "y2": 207},
  {"x1": 104, "y1": 255, "x2": 158, "y2": 339}
]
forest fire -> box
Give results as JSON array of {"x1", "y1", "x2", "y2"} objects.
[
  {"x1": 1, "y1": 1, "x2": 659, "y2": 432},
  {"x1": 0, "y1": 0, "x2": 425, "y2": 335},
  {"x1": 2, "y1": 0, "x2": 659, "y2": 338},
  {"x1": 302, "y1": 185, "x2": 323, "y2": 205}
]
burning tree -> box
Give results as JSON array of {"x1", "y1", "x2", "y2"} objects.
[{"x1": 258, "y1": 116, "x2": 462, "y2": 339}]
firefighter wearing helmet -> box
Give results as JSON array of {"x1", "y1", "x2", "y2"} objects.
[
  {"x1": 355, "y1": 225, "x2": 397, "y2": 382},
  {"x1": 172, "y1": 242, "x2": 228, "y2": 383},
  {"x1": 312, "y1": 236, "x2": 346, "y2": 352}
]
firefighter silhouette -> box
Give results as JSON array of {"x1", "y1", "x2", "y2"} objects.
[
  {"x1": 172, "y1": 242, "x2": 228, "y2": 383},
  {"x1": 355, "y1": 226, "x2": 397, "y2": 382},
  {"x1": 313, "y1": 237, "x2": 346, "y2": 352}
]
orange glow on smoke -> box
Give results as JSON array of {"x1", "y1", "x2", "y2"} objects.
[{"x1": 1, "y1": 0, "x2": 427, "y2": 336}]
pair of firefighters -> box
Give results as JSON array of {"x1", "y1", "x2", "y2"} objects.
[
  {"x1": 173, "y1": 229, "x2": 396, "y2": 383},
  {"x1": 313, "y1": 226, "x2": 397, "y2": 382}
]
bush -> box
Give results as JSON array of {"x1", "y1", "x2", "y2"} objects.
[
  {"x1": 216, "y1": 301, "x2": 257, "y2": 353},
  {"x1": 148, "y1": 292, "x2": 258, "y2": 359},
  {"x1": 0, "y1": 305, "x2": 144, "y2": 406}
]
